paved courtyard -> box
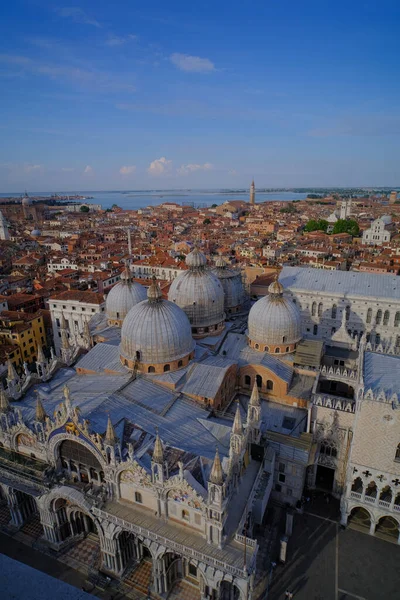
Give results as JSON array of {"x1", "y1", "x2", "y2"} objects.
[{"x1": 267, "y1": 509, "x2": 400, "y2": 600}]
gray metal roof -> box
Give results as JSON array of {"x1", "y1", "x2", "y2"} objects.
[
  {"x1": 363, "y1": 351, "x2": 400, "y2": 394},
  {"x1": 182, "y1": 356, "x2": 236, "y2": 400},
  {"x1": 280, "y1": 266, "x2": 400, "y2": 301},
  {"x1": 76, "y1": 343, "x2": 128, "y2": 374}
]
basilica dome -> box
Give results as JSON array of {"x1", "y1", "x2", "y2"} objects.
[
  {"x1": 248, "y1": 279, "x2": 302, "y2": 354},
  {"x1": 168, "y1": 246, "x2": 225, "y2": 338},
  {"x1": 211, "y1": 256, "x2": 245, "y2": 314},
  {"x1": 106, "y1": 268, "x2": 146, "y2": 326},
  {"x1": 120, "y1": 278, "x2": 195, "y2": 373}
]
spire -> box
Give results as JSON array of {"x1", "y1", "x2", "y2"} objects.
[
  {"x1": 37, "y1": 343, "x2": 46, "y2": 364},
  {"x1": 35, "y1": 395, "x2": 47, "y2": 422},
  {"x1": 210, "y1": 447, "x2": 223, "y2": 485},
  {"x1": 147, "y1": 276, "x2": 162, "y2": 303},
  {"x1": 7, "y1": 359, "x2": 18, "y2": 382},
  {"x1": 0, "y1": 388, "x2": 10, "y2": 412},
  {"x1": 249, "y1": 382, "x2": 260, "y2": 407},
  {"x1": 105, "y1": 415, "x2": 118, "y2": 445},
  {"x1": 152, "y1": 427, "x2": 164, "y2": 463},
  {"x1": 232, "y1": 402, "x2": 243, "y2": 435}
]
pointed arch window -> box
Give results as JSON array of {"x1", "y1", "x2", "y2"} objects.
[
  {"x1": 331, "y1": 304, "x2": 337, "y2": 319},
  {"x1": 376, "y1": 309, "x2": 382, "y2": 325},
  {"x1": 266, "y1": 380, "x2": 274, "y2": 390},
  {"x1": 395, "y1": 312, "x2": 400, "y2": 328},
  {"x1": 345, "y1": 305, "x2": 350, "y2": 321},
  {"x1": 311, "y1": 302, "x2": 317, "y2": 316},
  {"x1": 318, "y1": 303, "x2": 323, "y2": 317},
  {"x1": 383, "y1": 310, "x2": 390, "y2": 326},
  {"x1": 395, "y1": 444, "x2": 400, "y2": 462},
  {"x1": 366, "y1": 308, "x2": 372, "y2": 324}
]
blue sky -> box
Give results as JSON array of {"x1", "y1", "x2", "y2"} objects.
[{"x1": 1, "y1": 0, "x2": 399, "y2": 191}]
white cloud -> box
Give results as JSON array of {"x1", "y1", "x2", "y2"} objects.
[
  {"x1": 177, "y1": 162, "x2": 213, "y2": 175},
  {"x1": 57, "y1": 7, "x2": 101, "y2": 28},
  {"x1": 119, "y1": 165, "x2": 136, "y2": 175},
  {"x1": 24, "y1": 164, "x2": 42, "y2": 173},
  {"x1": 0, "y1": 54, "x2": 136, "y2": 93},
  {"x1": 83, "y1": 165, "x2": 93, "y2": 175},
  {"x1": 106, "y1": 34, "x2": 137, "y2": 47},
  {"x1": 147, "y1": 157, "x2": 172, "y2": 176},
  {"x1": 170, "y1": 53, "x2": 215, "y2": 73}
]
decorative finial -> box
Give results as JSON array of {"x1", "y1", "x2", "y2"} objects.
[{"x1": 147, "y1": 276, "x2": 163, "y2": 302}]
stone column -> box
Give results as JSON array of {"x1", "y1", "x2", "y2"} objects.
[
  {"x1": 101, "y1": 534, "x2": 121, "y2": 576},
  {"x1": 6, "y1": 489, "x2": 24, "y2": 528},
  {"x1": 369, "y1": 520, "x2": 376, "y2": 535}
]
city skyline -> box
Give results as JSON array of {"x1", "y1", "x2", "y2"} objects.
[{"x1": 1, "y1": 1, "x2": 400, "y2": 191}]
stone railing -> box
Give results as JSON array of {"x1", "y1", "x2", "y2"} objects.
[
  {"x1": 320, "y1": 365, "x2": 357, "y2": 381},
  {"x1": 93, "y1": 507, "x2": 254, "y2": 578},
  {"x1": 234, "y1": 533, "x2": 257, "y2": 549},
  {"x1": 312, "y1": 393, "x2": 355, "y2": 413},
  {"x1": 350, "y1": 492, "x2": 400, "y2": 513}
]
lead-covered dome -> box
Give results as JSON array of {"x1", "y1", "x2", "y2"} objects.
[
  {"x1": 106, "y1": 267, "x2": 146, "y2": 326},
  {"x1": 120, "y1": 278, "x2": 195, "y2": 372},
  {"x1": 248, "y1": 278, "x2": 302, "y2": 354},
  {"x1": 168, "y1": 246, "x2": 225, "y2": 338},
  {"x1": 211, "y1": 256, "x2": 245, "y2": 314}
]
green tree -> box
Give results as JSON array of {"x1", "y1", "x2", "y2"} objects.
[
  {"x1": 203, "y1": 218, "x2": 211, "y2": 225},
  {"x1": 304, "y1": 219, "x2": 328, "y2": 233},
  {"x1": 332, "y1": 219, "x2": 359, "y2": 236},
  {"x1": 80, "y1": 205, "x2": 90, "y2": 213},
  {"x1": 211, "y1": 203, "x2": 218, "y2": 208}
]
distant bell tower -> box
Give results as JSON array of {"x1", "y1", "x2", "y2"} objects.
[
  {"x1": 250, "y1": 180, "x2": 255, "y2": 205},
  {"x1": 0, "y1": 211, "x2": 10, "y2": 241}
]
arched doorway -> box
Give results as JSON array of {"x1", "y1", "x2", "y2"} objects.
[
  {"x1": 123, "y1": 538, "x2": 153, "y2": 596},
  {"x1": 348, "y1": 506, "x2": 372, "y2": 531},
  {"x1": 219, "y1": 579, "x2": 241, "y2": 599},
  {"x1": 375, "y1": 515, "x2": 399, "y2": 541}
]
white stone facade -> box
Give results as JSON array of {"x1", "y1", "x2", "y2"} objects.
[
  {"x1": 362, "y1": 217, "x2": 392, "y2": 246},
  {"x1": 49, "y1": 296, "x2": 105, "y2": 353}
]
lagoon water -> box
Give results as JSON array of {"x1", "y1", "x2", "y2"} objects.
[{"x1": 0, "y1": 190, "x2": 308, "y2": 210}]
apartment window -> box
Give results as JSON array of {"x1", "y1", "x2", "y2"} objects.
[
  {"x1": 82, "y1": 307, "x2": 85, "y2": 311},
  {"x1": 53, "y1": 304, "x2": 56, "y2": 308},
  {"x1": 72, "y1": 306, "x2": 76, "y2": 310},
  {"x1": 91, "y1": 309, "x2": 95, "y2": 313},
  {"x1": 278, "y1": 462, "x2": 286, "y2": 473},
  {"x1": 62, "y1": 305, "x2": 66, "y2": 309},
  {"x1": 313, "y1": 324, "x2": 318, "y2": 335},
  {"x1": 39, "y1": 327, "x2": 42, "y2": 333},
  {"x1": 278, "y1": 473, "x2": 286, "y2": 483},
  {"x1": 28, "y1": 338, "x2": 33, "y2": 344},
  {"x1": 188, "y1": 564, "x2": 198, "y2": 577},
  {"x1": 56, "y1": 318, "x2": 60, "y2": 327},
  {"x1": 135, "y1": 492, "x2": 142, "y2": 503}
]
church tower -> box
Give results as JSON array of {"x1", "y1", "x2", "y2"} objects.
[
  {"x1": 250, "y1": 180, "x2": 255, "y2": 205},
  {"x1": 0, "y1": 211, "x2": 10, "y2": 241}
]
